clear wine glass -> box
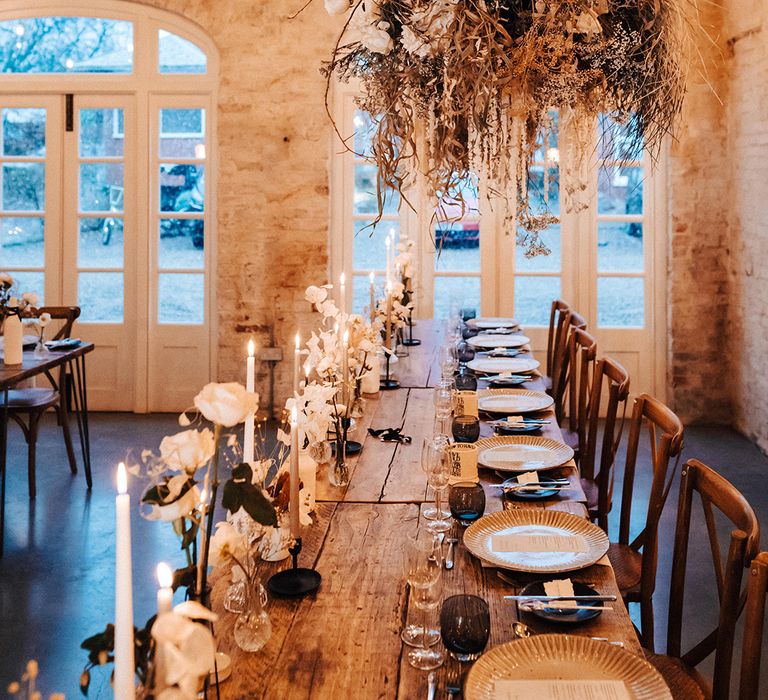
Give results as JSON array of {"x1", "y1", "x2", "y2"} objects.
[
  {"x1": 421, "y1": 436, "x2": 450, "y2": 520},
  {"x1": 434, "y1": 380, "x2": 453, "y2": 433},
  {"x1": 425, "y1": 443, "x2": 452, "y2": 534},
  {"x1": 404, "y1": 536, "x2": 445, "y2": 670},
  {"x1": 401, "y1": 531, "x2": 442, "y2": 648}
]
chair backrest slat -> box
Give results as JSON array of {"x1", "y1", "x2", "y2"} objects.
[
  {"x1": 666, "y1": 460, "x2": 759, "y2": 699},
  {"x1": 739, "y1": 551, "x2": 768, "y2": 700},
  {"x1": 38, "y1": 306, "x2": 80, "y2": 340},
  {"x1": 552, "y1": 307, "x2": 587, "y2": 423},
  {"x1": 567, "y1": 327, "x2": 597, "y2": 440}
]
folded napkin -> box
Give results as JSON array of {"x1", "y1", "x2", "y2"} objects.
[
  {"x1": 543, "y1": 578, "x2": 577, "y2": 609},
  {"x1": 367, "y1": 427, "x2": 412, "y2": 444}
]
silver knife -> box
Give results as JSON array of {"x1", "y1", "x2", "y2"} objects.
[{"x1": 427, "y1": 671, "x2": 436, "y2": 700}]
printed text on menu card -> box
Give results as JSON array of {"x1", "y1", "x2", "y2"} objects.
[{"x1": 493, "y1": 680, "x2": 631, "y2": 700}]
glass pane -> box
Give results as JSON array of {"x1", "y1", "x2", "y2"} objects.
[
  {"x1": 527, "y1": 166, "x2": 560, "y2": 215},
  {"x1": 353, "y1": 221, "x2": 398, "y2": 271},
  {"x1": 1, "y1": 217, "x2": 44, "y2": 267},
  {"x1": 4, "y1": 270, "x2": 44, "y2": 302},
  {"x1": 2, "y1": 164, "x2": 45, "y2": 211},
  {"x1": 79, "y1": 164, "x2": 124, "y2": 212},
  {"x1": 158, "y1": 30, "x2": 206, "y2": 74},
  {"x1": 160, "y1": 164, "x2": 204, "y2": 213},
  {"x1": 598, "y1": 277, "x2": 644, "y2": 327},
  {"x1": 514, "y1": 276, "x2": 561, "y2": 327},
  {"x1": 533, "y1": 111, "x2": 559, "y2": 162},
  {"x1": 80, "y1": 109, "x2": 123, "y2": 157},
  {"x1": 598, "y1": 222, "x2": 643, "y2": 273},
  {"x1": 159, "y1": 220, "x2": 204, "y2": 269},
  {"x1": 78, "y1": 217, "x2": 123, "y2": 268},
  {"x1": 3, "y1": 108, "x2": 45, "y2": 156},
  {"x1": 516, "y1": 226, "x2": 561, "y2": 272},
  {"x1": 78, "y1": 272, "x2": 123, "y2": 322},
  {"x1": 598, "y1": 114, "x2": 643, "y2": 162},
  {"x1": 353, "y1": 273, "x2": 386, "y2": 317},
  {"x1": 434, "y1": 223, "x2": 480, "y2": 273},
  {"x1": 353, "y1": 110, "x2": 376, "y2": 157},
  {"x1": 158, "y1": 273, "x2": 204, "y2": 324},
  {"x1": 160, "y1": 109, "x2": 205, "y2": 158},
  {"x1": 434, "y1": 277, "x2": 480, "y2": 320},
  {"x1": 598, "y1": 166, "x2": 643, "y2": 215},
  {"x1": 354, "y1": 164, "x2": 399, "y2": 215},
  {"x1": 0, "y1": 18, "x2": 133, "y2": 74}
]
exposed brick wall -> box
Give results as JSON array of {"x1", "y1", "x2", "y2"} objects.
[
  {"x1": 722, "y1": 1, "x2": 768, "y2": 451},
  {"x1": 137, "y1": 0, "x2": 335, "y2": 415},
  {"x1": 667, "y1": 0, "x2": 733, "y2": 424}
]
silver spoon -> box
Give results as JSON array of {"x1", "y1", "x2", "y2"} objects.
[{"x1": 512, "y1": 621, "x2": 623, "y2": 647}]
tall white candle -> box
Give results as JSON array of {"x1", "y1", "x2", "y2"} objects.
[
  {"x1": 369, "y1": 271, "x2": 375, "y2": 324},
  {"x1": 196, "y1": 489, "x2": 208, "y2": 595},
  {"x1": 341, "y1": 328, "x2": 349, "y2": 408},
  {"x1": 339, "y1": 271, "x2": 346, "y2": 326},
  {"x1": 114, "y1": 463, "x2": 135, "y2": 700},
  {"x1": 289, "y1": 407, "x2": 300, "y2": 539},
  {"x1": 156, "y1": 562, "x2": 173, "y2": 615},
  {"x1": 244, "y1": 338, "x2": 256, "y2": 464},
  {"x1": 385, "y1": 235, "x2": 391, "y2": 286},
  {"x1": 293, "y1": 332, "x2": 301, "y2": 397},
  {"x1": 2, "y1": 313, "x2": 23, "y2": 366},
  {"x1": 385, "y1": 281, "x2": 393, "y2": 352}
]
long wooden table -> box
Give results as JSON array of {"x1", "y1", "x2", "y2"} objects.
[{"x1": 211, "y1": 323, "x2": 641, "y2": 698}]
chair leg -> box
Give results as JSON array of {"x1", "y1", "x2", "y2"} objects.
[
  {"x1": 27, "y1": 413, "x2": 41, "y2": 500},
  {"x1": 57, "y1": 404, "x2": 78, "y2": 475},
  {"x1": 641, "y1": 597, "x2": 655, "y2": 652}
]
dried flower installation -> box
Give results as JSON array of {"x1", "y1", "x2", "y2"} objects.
[{"x1": 319, "y1": 0, "x2": 692, "y2": 256}]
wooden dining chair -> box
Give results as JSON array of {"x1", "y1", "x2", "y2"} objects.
[
  {"x1": 552, "y1": 310, "x2": 588, "y2": 424},
  {"x1": 739, "y1": 551, "x2": 768, "y2": 699},
  {"x1": 607, "y1": 393, "x2": 684, "y2": 651},
  {"x1": 544, "y1": 299, "x2": 571, "y2": 394},
  {"x1": 7, "y1": 306, "x2": 80, "y2": 499},
  {"x1": 644, "y1": 460, "x2": 760, "y2": 699},
  {"x1": 579, "y1": 357, "x2": 631, "y2": 533},
  {"x1": 561, "y1": 327, "x2": 597, "y2": 459}
]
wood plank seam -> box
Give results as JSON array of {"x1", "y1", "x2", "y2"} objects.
[{"x1": 377, "y1": 388, "x2": 413, "y2": 502}]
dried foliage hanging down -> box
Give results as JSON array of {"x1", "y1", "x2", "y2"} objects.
[{"x1": 319, "y1": 0, "x2": 691, "y2": 256}]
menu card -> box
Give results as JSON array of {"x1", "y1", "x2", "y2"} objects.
[
  {"x1": 453, "y1": 390, "x2": 479, "y2": 417},
  {"x1": 448, "y1": 443, "x2": 479, "y2": 484},
  {"x1": 517, "y1": 471, "x2": 540, "y2": 485},
  {"x1": 493, "y1": 680, "x2": 631, "y2": 700},
  {"x1": 491, "y1": 534, "x2": 587, "y2": 553},
  {"x1": 543, "y1": 578, "x2": 577, "y2": 609}
]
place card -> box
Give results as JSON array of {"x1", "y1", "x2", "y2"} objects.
[
  {"x1": 517, "y1": 471, "x2": 539, "y2": 485},
  {"x1": 453, "y1": 390, "x2": 478, "y2": 417},
  {"x1": 448, "y1": 443, "x2": 479, "y2": 484},
  {"x1": 544, "y1": 578, "x2": 577, "y2": 609},
  {"x1": 492, "y1": 680, "x2": 631, "y2": 700},
  {"x1": 491, "y1": 534, "x2": 588, "y2": 553},
  {"x1": 505, "y1": 415, "x2": 525, "y2": 424}
]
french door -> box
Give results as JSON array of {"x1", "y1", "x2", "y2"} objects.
[{"x1": 0, "y1": 93, "x2": 213, "y2": 411}]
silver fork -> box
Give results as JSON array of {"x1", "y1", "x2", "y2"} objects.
[{"x1": 446, "y1": 662, "x2": 461, "y2": 698}]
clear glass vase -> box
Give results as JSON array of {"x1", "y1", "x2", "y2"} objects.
[
  {"x1": 223, "y1": 577, "x2": 247, "y2": 614},
  {"x1": 233, "y1": 579, "x2": 272, "y2": 653},
  {"x1": 33, "y1": 338, "x2": 50, "y2": 360},
  {"x1": 330, "y1": 418, "x2": 350, "y2": 487}
]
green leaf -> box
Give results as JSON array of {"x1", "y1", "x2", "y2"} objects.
[
  {"x1": 221, "y1": 478, "x2": 242, "y2": 514},
  {"x1": 241, "y1": 485, "x2": 278, "y2": 527}
]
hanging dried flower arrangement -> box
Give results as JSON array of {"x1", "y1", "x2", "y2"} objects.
[{"x1": 317, "y1": 0, "x2": 691, "y2": 256}]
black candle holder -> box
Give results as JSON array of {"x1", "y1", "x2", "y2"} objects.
[
  {"x1": 267, "y1": 538, "x2": 321, "y2": 598},
  {"x1": 380, "y1": 350, "x2": 400, "y2": 390},
  {"x1": 402, "y1": 311, "x2": 421, "y2": 346}
]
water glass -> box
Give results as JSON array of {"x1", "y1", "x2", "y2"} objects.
[
  {"x1": 401, "y1": 531, "x2": 442, "y2": 649},
  {"x1": 425, "y1": 445, "x2": 452, "y2": 534},
  {"x1": 440, "y1": 594, "x2": 491, "y2": 662},
  {"x1": 448, "y1": 482, "x2": 486, "y2": 526},
  {"x1": 421, "y1": 436, "x2": 450, "y2": 520},
  {"x1": 452, "y1": 414, "x2": 481, "y2": 443},
  {"x1": 434, "y1": 380, "x2": 453, "y2": 432}
]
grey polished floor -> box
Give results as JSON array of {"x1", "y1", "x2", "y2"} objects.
[{"x1": 0, "y1": 414, "x2": 767, "y2": 697}]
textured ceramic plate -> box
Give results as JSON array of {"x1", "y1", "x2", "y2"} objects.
[
  {"x1": 479, "y1": 390, "x2": 553, "y2": 415},
  {"x1": 468, "y1": 334, "x2": 530, "y2": 349},
  {"x1": 467, "y1": 357, "x2": 540, "y2": 375},
  {"x1": 463, "y1": 509, "x2": 609, "y2": 573},
  {"x1": 467, "y1": 317, "x2": 519, "y2": 330},
  {"x1": 464, "y1": 635, "x2": 672, "y2": 700},
  {"x1": 476, "y1": 436, "x2": 573, "y2": 473}
]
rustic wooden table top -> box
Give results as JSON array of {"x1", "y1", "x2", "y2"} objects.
[
  {"x1": 0, "y1": 341, "x2": 94, "y2": 390},
  {"x1": 211, "y1": 322, "x2": 641, "y2": 699}
]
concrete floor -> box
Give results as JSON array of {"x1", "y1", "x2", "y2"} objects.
[{"x1": 0, "y1": 414, "x2": 767, "y2": 697}]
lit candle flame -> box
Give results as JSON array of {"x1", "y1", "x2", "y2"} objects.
[
  {"x1": 369, "y1": 271, "x2": 375, "y2": 284},
  {"x1": 247, "y1": 338, "x2": 255, "y2": 357},
  {"x1": 295, "y1": 332, "x2": 300, "y2": 350},
  {"x1": 343, "y1": 329, "x2": 349, "y2": 346},
  {"x1": 156, "y1": 562, "x2": 173, "y2": 589},
  {"x1": 340, "y1": 272, "x2": 345, "y2": 287},
  {"x1": 117, "y1": 462, "x2": 127, "y2": 494},
  {"x1": 303, "y1": 359, "x2": 312, "y2": 378},
  {"x1": 200, "y1": 489, "x2": 207, "y2": 506}
]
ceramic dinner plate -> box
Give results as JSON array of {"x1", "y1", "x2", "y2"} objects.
[
  {"x1": 467, "y1": 334, "x2": 530, "y2": 349},
  {"x1": 464, "y1": 635, "x2": 672, "y2": 700},
  {"x1": 476, "y1": 436, "x2": 573, "y2": 473},
  {"x1": 463, "y1": 509, "x2": 609, "y2": 574},
  {"x1": 467, "y1": 357, "x2": 540, "y2": 375},
  {"x1": 466, "y1": 317, "x2": 519, "y2": 330},
  {"x1": 478, "y1": 389, "x2": 553, "y2": 415}
]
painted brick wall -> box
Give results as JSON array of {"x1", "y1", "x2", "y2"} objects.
[{"x1": 137, "y1": 0, "x2": 336, "y2": 416}]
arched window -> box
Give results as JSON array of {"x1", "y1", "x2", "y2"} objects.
[{"x1": 0, "y1": 1, "x2": 218, "y2": 412}]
